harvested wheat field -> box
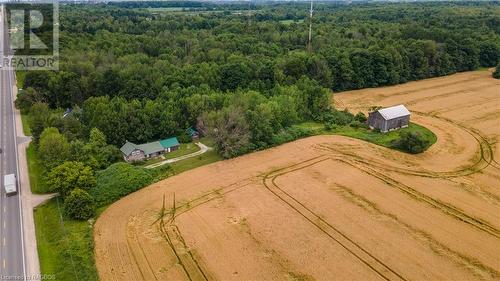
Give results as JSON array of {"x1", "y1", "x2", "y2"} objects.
[{"x1": 94, "y1": 70, "x2": 500, "y2": 281}]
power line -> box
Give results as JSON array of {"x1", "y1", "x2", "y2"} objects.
[{"x1": 307, "y1": 0, "x2": 313, "y2": 52}]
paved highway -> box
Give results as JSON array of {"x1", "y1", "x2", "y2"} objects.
[{"x1": 0, "y1": 4, "x2": 27, "y2": 280}]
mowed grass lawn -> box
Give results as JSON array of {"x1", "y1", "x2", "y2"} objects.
[
  {"x1": 164, "y1": 142, "x2": 201, "y2": 159},
  {"x1": 170, "y1": 150, "x2": 222, "y2": 174},
  {"x1": 139, "y1": 156, "x2": 165, "y2": 166},
  {"x1": 333, "y1": 123, "x2": 437, "y2": 151},
  {"x1": 26, "y1": 143, "x2": 49, "y2": 194},
  {"x1": 139, "y1": 142, "x2": 202, "y2": 166},
  {"x1": 294, "y1": 122, "x2": 437, "y2": 152},
  {"x1": 168, "y1": 138, "x2": 221, "y2": 173},
  {"x1": 21, "y1": 114, "x2": 31, "y2": 136},
  {"x1": 16, "y1": 71, "x2": 26, "y2": 88}
]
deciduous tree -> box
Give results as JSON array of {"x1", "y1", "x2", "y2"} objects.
[
  {"x1": 63, "y1": 188, "x2": 95, "y2": 220},
  {"x1": 46, "y1": 161, "x2": 96, "y2": 197},
  {"x1": 39, "y1": 127, "x2": 70, "y2": 169}
]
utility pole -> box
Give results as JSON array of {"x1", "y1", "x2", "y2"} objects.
[
  {"x1": 246, "y1": 0, "x2": 252, "y2": 28},
  {"x1": 307, "y1": 0, "x2": 314, "y2": 52}
]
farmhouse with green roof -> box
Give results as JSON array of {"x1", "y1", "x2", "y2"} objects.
[{"x1": 120, "y1": 137, "x2": 180, "y2": 162}]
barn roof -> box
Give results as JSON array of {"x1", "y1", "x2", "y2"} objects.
[{"x1": 378, "y1": 105, "x2": 410, "y2": 120}]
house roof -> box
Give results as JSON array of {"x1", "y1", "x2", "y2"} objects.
[
  {"x1": 138, "y1": 141, "x2": 165, "y2": 155},
  {"x1": 121, "y1": 137, "x2": 180, "y2": 156},
  {"x1": 120, "y1": 141, "x2": 138, "y2": 156},
  {"x1": 160, "y1": 137, "x2": 180, "y2": 149},
  {"x1": 62, "y1": 107, "x2": 82, "y2": 119},
  {"x1": 378, "y1": 105, "x2": 410, "y2": 120},
  {"x1": 121, "y1": 140, "x2": 165, "y2": 156}
]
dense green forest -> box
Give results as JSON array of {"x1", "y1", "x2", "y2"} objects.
[{"x1": 17, "y1": 1, "x2": 500, "y2": 157}]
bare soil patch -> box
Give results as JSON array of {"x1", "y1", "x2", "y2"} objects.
[{"x1": 95, "y1": 70, "x2": 500, "y2": 280}]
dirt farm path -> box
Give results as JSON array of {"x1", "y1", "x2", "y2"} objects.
[{"x1": 94, "y1": 70, "x2": 500, "y2": 281}]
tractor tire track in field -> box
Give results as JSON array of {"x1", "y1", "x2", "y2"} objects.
[
  {"x1": 331, "y1": 184, "x2": 500, "y2": 280},
  {"x1": 262, "y1": 156, "x2": 408, "y2": 281},
  {"x1": 322, "y1": 144, "x2": 500, "y2": 209},
  {"x1": 126, "y1": 217, "x2": 159, "y2": 281},
  {"x1": 312, "y1": 131, "x2": 500, "y2": 239},
  {"x1": 315, "y1": 109, "x2": 498, "y2": 178},
  {"x1": 377, "y1": 75, "x2": 485, "y2": 99},
  {"x1": 491, "y1": 161, "x2": 500, "y2": 170},
  {"x1": 263, "y1": 155, "x2": 499, "y2": 279},
  {"x1": 154, "y1": 133, "x2": 498, "y2": 281},
  {"x1": 156, "y1": 178, "x2": 257, "y2": 281},
  {"x1": 162, "y1": 224, "x2": 209, "y2": 281},
  {"x1": 333, "y1": 73, "x2": 486, "y2": 111},
  {"x1": 105, "y1": 179, "x2": 259, "y2": 281},
  {"x1": 165, "y1": 178, "x2": 256, "y2": 225},
  {"x1": 335, "y1": 157, "x2": 500, "y2": 239},
  {"x1": 404, "y1": 83, "x2": 498, "y2": 107},
  {"x1": 114, "y1": 236, "x2": 139, "y2": 281},
  {"x1": 413, "y1": 111, "x2": 498, "y2": 174},
  {"x1": 430, "y1": 97, "x2": 500, "y2": 119}
]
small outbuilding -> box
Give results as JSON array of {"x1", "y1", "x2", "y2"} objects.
[
  {"x1": 368, "y1": 105, "x2": 411, "y2": 133},
  {"x1": 186, "y1": 127, "x2": 200, "y2": 141}
]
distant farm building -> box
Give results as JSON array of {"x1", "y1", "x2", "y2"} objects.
[
  {"x1": 187, "y1": 127, "x2": 200, "y2": 141},
  {"x1": 120, "y1": 137, "x2": 180, "y2": 162},
  {"x1": 368, "y1": 105, "x2": 410, "y2": 133}
]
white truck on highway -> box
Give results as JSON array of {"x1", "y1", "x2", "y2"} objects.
[{"x1": 4, "y1": 174, "x2": 17, "y2": 196}]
